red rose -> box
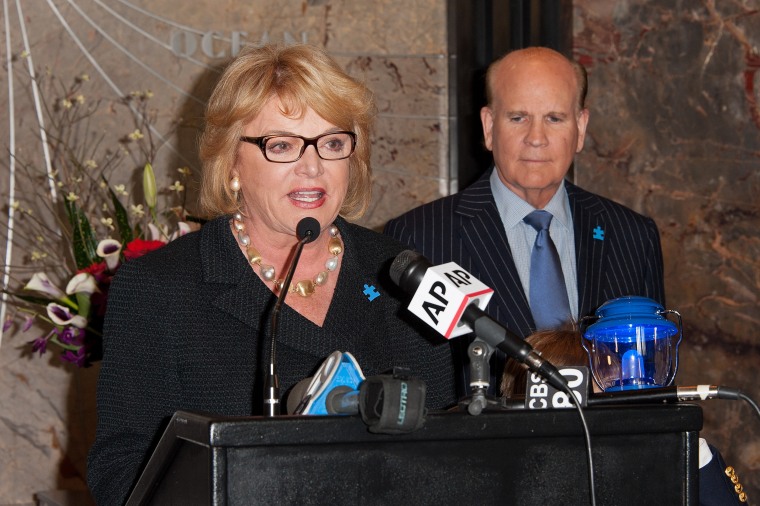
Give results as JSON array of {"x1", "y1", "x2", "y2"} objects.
[
  {"x1": 80, "y1": 261, "x2": 108, "y2": 276},
  {"x1": 123, "y1": 238, "x2": 166, "y2": 260}
]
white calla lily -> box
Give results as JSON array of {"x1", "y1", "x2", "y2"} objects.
[
  {"x1": 24, "y1": 272, "x2": 65, "y2": 300},
  {"x1": 148, "y1": 223, "x2": 169, "y2": 242},
  {"x1": 148, "y1": 223, "x2": 159, "y2": 241},
  {"x1": 96, "y1": 238, "x2": 122, "y2": 271},
  {"x1": 169, "y1": 221, "x2": 192, "y2": 241},
  {"x1": 66, "y1": 272, "x2": 99, "y2": 295},
  {"x1": 47, "y1": 303, "x2": 88, "y2": 328}
]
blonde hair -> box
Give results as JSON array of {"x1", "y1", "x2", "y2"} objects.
[{"x1": 199, "y1": 43, "x2": 375, "y2": 219}]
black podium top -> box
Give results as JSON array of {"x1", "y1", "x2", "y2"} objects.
[{"x1": 128, "y1": 404, "x2": 702, "y2": 506}]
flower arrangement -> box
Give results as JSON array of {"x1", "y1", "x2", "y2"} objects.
[{"x1": 1, "y1": 71, "x2": 199, "y2": 367}]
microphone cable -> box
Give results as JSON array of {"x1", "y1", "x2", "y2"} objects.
[
  {"x1": 738, "y1": 390, "x2": 760, "y2": 422},
  {"x1": 562, "y1": 383, "x2": 596, "y2": 506},
  {"x1": 588, "y1": 384, "x2": 760, "y2": 424},
  {"x1": 578, "y1": 383, "x2": 760, "y2": 506},
  {"x1": 688, "y1": 386, "x2": 760, "y2": 425}
]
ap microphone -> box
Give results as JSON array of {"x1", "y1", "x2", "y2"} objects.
[
  {"x1": 390, "y1": 250, "x2": 568, "y2": 391},
  {"x1": 264, "y1": 217, "x2": 321, "y2": 416}
]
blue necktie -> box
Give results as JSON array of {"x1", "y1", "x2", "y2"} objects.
[{"x1": 524, "y1": 210, "x2": 571, "y2": 329}]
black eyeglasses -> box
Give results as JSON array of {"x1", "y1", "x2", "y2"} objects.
[{"x1": 239, "y1": 131, "x2": 357, "y2": 163}]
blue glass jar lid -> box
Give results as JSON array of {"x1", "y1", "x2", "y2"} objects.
[{"x1": 583, "y1": 296, "x2": 678, "y2": 342}]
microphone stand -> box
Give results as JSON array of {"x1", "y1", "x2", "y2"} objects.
[
  {"x1": 264, "y1": 218, "x2": 319, "y2": 416},
  {"x1": 466, "y1": 338, "x2": 494, "y2": 415}
]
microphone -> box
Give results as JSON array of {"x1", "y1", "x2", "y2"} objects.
[
  {"x1": 286, "y1": 379, "x2": 360, "y2": 415},
  {"x1": 296, "y1": 217, "x2": 321, "y2": 245},
  {"x1": 312, "y1": 372, "x2": 429, "y2": 434},
  {"x1": 287, "y1": 350, "x2": 365, "y2": 416},
  {"x1": 325, "y1": 386, "x2": 360, "y2": 415},
  {"x1": 587, "y1": 385, "x2": 743, "y2": 406},
  {"x1": 264, "y1": 217, "x2": 321, "y2": 416},
  {"x1": 286, "y1": 377, "x2": 313, "y2": 415},
  {"x1": 288, "y1": 380, "x2": 360, "y2": 415},
  {"x1": 285, "y1": 351, "x2": 428, "y2": 434},
  {"x1": 390, "y1": 250, "x2": 567, "y2": 391},
  {"x1": 289, "y1": 382, "x2": 361, "y2": 415}
]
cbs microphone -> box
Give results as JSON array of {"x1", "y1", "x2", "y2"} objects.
[{"x1": 390, "y1": 250, "x2": 567, "y2": 391}]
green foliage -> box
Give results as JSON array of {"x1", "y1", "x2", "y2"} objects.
[
  {"x1": 105, "y1": 176, "x2": 134, "y2": 245},
  {"x1": 63, "y1": 198, "x2": 98, "y2": 270}
]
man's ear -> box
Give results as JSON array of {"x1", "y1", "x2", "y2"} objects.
[
  {"x1": 480, "y1": 106, "x2": 495, "y2": 151},
  {"x1": 576, "y1": 108, "x2": 590, "y2": 153}
]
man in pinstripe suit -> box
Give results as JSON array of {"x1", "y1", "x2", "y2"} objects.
[{"x1": 385, "y1": 47, "x2": 665, "y2": 396}]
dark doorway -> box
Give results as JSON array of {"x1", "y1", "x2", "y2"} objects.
[{"x1": 447, "y1": 0, "x2": 573, "y2": 191}]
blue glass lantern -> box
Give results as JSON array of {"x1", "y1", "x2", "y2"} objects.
[{"x1": 581, "y1": 296, "x2": 682, "y2": 392}]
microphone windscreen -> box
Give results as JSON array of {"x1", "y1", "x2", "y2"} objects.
[
  {"x1": 296, "y1": 217, "x2": 321, "y2": 243},
  {"x1": 286, "y1": 376, "x2": 312, "y2": 414},
  {"x1": 390, "y1": 250, "x2": 432, "y2": 294},
  {"x1": 359, "y1": 375, "x2": 427, "y2": 434}
]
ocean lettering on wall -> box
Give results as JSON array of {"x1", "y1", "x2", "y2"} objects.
[{"x1": 170, "y1": 30, "x2": 310, "y2": 59}]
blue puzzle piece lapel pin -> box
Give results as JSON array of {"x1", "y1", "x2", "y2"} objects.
[{"x1": 363, "y1": 284, "x2": 380, "y2": 301}]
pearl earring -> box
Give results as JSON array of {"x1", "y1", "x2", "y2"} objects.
[{"x1": 230, "y1": 176, "x2": 241, "y2": 200}]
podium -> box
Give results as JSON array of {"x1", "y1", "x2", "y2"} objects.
[{"x1": 126, "y1": 404, "x2": 701, "y2": 506}]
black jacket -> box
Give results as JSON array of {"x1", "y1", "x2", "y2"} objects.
[
  {"x1": 87, "y1": 216, "x2": 456, "y2": 505},
  {"x1": 385, "y1": 169, "x2": 665, "y2": 394}
]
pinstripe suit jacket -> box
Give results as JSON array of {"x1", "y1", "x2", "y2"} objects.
[{"x1": 384, "y1": 168, "x2": 665, "y2": 393}]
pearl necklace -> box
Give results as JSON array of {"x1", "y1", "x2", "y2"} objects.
[{"x1": 232, "y1": 213, "x2": 343, "y2": 297}]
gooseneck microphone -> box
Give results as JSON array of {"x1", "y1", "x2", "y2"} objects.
[
  {"x1": 389, "y1": 250, "x2": 568, "y2": 391},
  {"x1": 264, "y1": 217, "x2": 320, "y2": 417}
]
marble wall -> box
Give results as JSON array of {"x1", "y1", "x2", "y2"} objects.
[
  {"x1": 1, "y1": 0, "x2": 758, "y2": 504},
  {"x1": 573, "y1": 0, "x2": 760, "y2": 501}
]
